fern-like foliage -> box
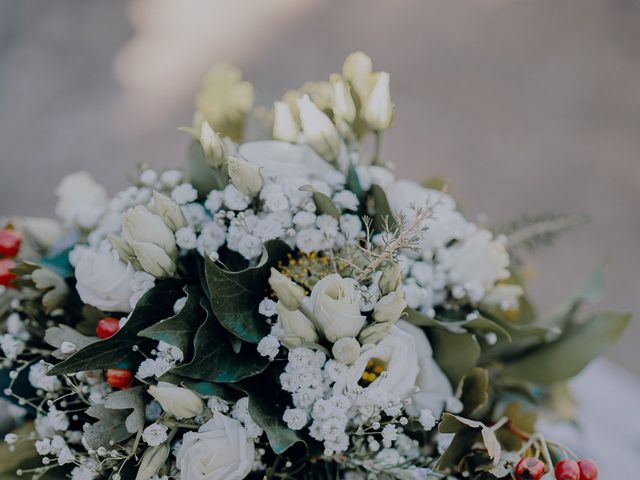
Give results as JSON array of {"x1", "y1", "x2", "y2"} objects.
[{"x1": 496, "y1": 212, "x2": 588, "y2": 255}]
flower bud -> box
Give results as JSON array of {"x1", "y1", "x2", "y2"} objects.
[
  {"x1": 297, "y1": 95, "x2": 341, "y2": 163},
  {"x1": 148, "y1": 382, "x2": 204, "y2": 419},
  {"x1": 277, "y1": 302, "x2": 318, "y2": 344},
  {"x1": 122, "y1": 206, "x2": 176, "y2": 257},
  {"x1": 331, "y1": 337, "x2": 360, "y2": 365},
  {"x1": 135, "y1": 442, "x2": 171, "y2": 480},
  {"x1": 379, "y1": 261, "x2": 402, "y2": 295},
  {"x1": 130, "y1": 240, "x2": 176, "y2": 278},
  {"x1": 278, "y1": 335, "x2": 304, "y2": 349},
  {"x1": 227, "y1": 155, "x2": 263, "y2": 196},
  {"x1": 332, "y1": 81, "x2": 356, "y2": 124},
  {"x1": 272, "y1": 101, "x2": 299, "y2": 143},
  {"x1": 108, "y1": 233, "x2": 135, "y2": 263},
  {"x1": 149, "y1": 191, "x2": 187, "y2": 232},
  {"x1": 343, "y1": 51, "x2": 373, "y2": 99},
  {"x1": 358, "y1": 321, "x2": 394, "y2": 345},
  {"x1": 199, "y1": 121, "x2": 227, "y2": 168},
  {"x1": 373, "y1": 292, "x2": 407, "y2": 323},
  {"x1": 268, "y1": 268, "x2": 306, "y2": 311},
  {"x1": 364, "y1": 72, "x2": 393, "y2": 131}
]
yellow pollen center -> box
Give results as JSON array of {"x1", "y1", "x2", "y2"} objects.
[{"x1": 359, "y1": 358, "x2": 387, "y2": 387}]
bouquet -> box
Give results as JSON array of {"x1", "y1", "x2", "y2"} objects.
[{"x1": 0, "y1": 52, "x2": 629, "y2": 480}]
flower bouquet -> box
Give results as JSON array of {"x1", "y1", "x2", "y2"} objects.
[{"x1": 0, "y1": 52, "x2": 629, "y2": 480}]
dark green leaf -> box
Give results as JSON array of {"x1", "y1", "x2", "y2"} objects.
[
  {"x1": 300, "y1": 185, "x2": 340, "y2": 219},
  {"x1": 460, "y1": 368, "x2": 489, "y2": 417},
  {"x1": 406, "y1": 309, "x2": 511, "y2": 341},
  {"x1": 369, "y1": 184, "x2": 396, "y2": 232},
  {"x1": 139, "y1": 285, "x2": 204, "y2": 359},
  {"x1": 205, "y1": 239, "x2": 289, "y2": 343},
  {"x1": 49, "y1": 281, "x2": 182, "y2": 375},
  {"x1": 346, "y1": 162, "x2": 363, "y2": 200},
  {"x1": 500, "y1": 311, "x2": 630, "y2": 384},
  {"x1": 428, "y1": 329, "x2": 481, "y2": 388},
  {"x1": 159, "y1": 374, "x2": 240, "y2": 402},
  {"x1": 83, "y1": 404, "x2": 131, "y2": 450},
  {"x1": 171, "y1": 298, "x2": 269, "y2": 383}
]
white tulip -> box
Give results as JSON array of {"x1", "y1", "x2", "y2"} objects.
[
  {"x1": 122, "y1": 206, "x2": 176, "y2": 257},
  {"x1": 268, "y1": 268, "x2": 306, "y2": 311},
  {"x1": 297, "y1": 95, "x2": 341, "y2": 163},
  {"x1": 332, "y1": 80, "x2": 356, "y2": 124},
  {"x1": 228, "y1": 155, "x2": 263, "y2": 196},
  {"x1": 364, "y1": 72, "x2": 393, "y2": 131},
  {"x1": 272, "y1": 101, "x2": 299, "y2": 143},
  {"x1": 309, "y1": 273, "x2": 366, "y2": 343},
  {"x1": 149, "y1": 191, "x2": 187, "y2": 232},
  {"x1": 147, "y1": 382, "x2": 204, "y2": 419},
  {"x1": 176, "y1": 413, "x2": 254, "y2": 480},
  {"x1": 199, "y1": 121, "x2": 226, "y2": 167},
  {"x1": 277, "y1": 302, "x2": 318, "y2": 344},
  {"x1": 129, "y1": 241, "x2": 176, "y2": 279},
  {"x1": 373, "y1": 292, "x2": 407, "y2": 324},
  {"x1": 331, "y1": 337, "x2": 361, "y2": 365}
]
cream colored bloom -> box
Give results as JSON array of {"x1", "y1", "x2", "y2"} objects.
[
  {"x1": 297, "y1": 95, "x2": 341, "y2": 163},
  {"x1": 147, "y1": 382, "x2": 204, "y2": 419},
  {"x1": 277, "y1": 302, "x2": 319, "y2": 344},
  {"x1": 332, "y1": 80, "x2": 356, "y2": 124},
  {"x1": 331, "y1": 337, "x2": 361, "y2": 365},
  {"x1": 227, "y1": 155, "x2": 263, "y2": 196},
  {"x1": 364, "y1": 72, "x2": 393, "y2": 131},
  {"x1": 272, "y1": 101, "x2": 299, "y2": 143},
  {"x1": 149, "y1": 191, "x2": 187, "y2": 232},
  {"x1": 268, "y1": 268, "x2": 306, "y2": 311},
  {"x1": 122, "y1": 206, "x2": 176, "y2": 257},
  {"x1": 199, "y1": 121, "x2": 226, "y2": 168},
  {"x1": 372, "y1": 292, "x2": 407, "y2": 324},
  {"x1": 343, "y1": 51, "x2": 373, "y2": 99}
]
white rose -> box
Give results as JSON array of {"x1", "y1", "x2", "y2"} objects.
[
  {"x1": 372, "y1": 292, "x2": 407, "y2": 323},
  {"x1": 309, "y1": 274, "x2": 366, "y2": 343},
  {"x1": 238, "y1": 141, "x2": 334, "y2": 181},
  {"x1": 122, "y1": 206, "x2": 176, "y2": 257},
  {"x1": 176, "y1": 412, "x2": 254, "y2": 480},
  {"x1": 397, "y1": 320, "x2": 453, "y2": 418},
  {"x1": 147, "y1": 382, "x2": 204, "y2": 420},
  {"x1": 73, "y1": 242, "x2": 135, "y2": 313},
  {"x1": 55, "y1": 171, "x2": 107, "y2": 229}
]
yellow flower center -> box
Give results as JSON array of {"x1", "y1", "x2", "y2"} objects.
[{"x1": 359, "y1": 357, "x2": 387, "y2": 387}]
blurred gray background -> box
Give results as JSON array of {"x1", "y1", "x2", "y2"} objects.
[{"x1": 0, "y1": 0, "x2": 638, "y2": 376}]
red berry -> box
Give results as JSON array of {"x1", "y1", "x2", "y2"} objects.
[
  {"x1": 515, "y1": 457, "x2": 545, "y2": 480},
  {"x1": 105, "y1": 369, "x2": 133, "y2": 389},
  {"x1": 578, "y1": 459, "x2": 598, "y2": 480},
  {"x1": 0, "y1": 230, "x2": 21, "y2": 257},
  {"x1": 0, "y1": 258, "x2": 17, "y2": 288},
  {"x1": 555, "y1": 459, "x2": 581, "y2": 480},
  {"x1": 96, "y1": 317, "x2": 121, "y2": 339}
]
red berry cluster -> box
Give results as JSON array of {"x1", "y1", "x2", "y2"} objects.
[
  {"x1": 514, "y1": 457, "x2": 598, "y2": 480},
  {"x1": 0, "y1": 228, "x2": 22, "y2": 288},
  {"x1": 96, "y1": 317, "x2": 134, "y2": 390}
]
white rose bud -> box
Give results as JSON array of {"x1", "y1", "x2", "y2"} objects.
[
  {"x1": 358, "y1": 321, "x2": 394, "y2": 345},
  {"x1": 373, "y1": 292, "x2": 407, "y2": 324},
  {"x1": 379, "y1": 261, "x2": 402, "y2": 295},
  {"x1": 331, "y1": 337, "x2": 361, "y2": 365},
  {"x1": 268, "y1": 268, "x2": 306, "y2": 311},
  {"x1": 108, "y1": 233, "x2": 135, "y2": 263},
  {"x1": 228, "y1": 155, "x2": 263, "y2": 196},
  {"x1": 310, "y1": 273, "x2": 366, "y2": 343},
  {"x1": 278, "y1": 335, "x2": 303, "y2": 349},
  {"x1": 332, "y1": 80, "x2": 356, "y2": 124},
  {"x1": 277, "y1": 302, "x2": 318, "y2": 344},
  {"x1": 343, "y1": 51, "x2": 373, "y2": 99},
  {"x1": 364, "y1": 72, "x2": 393, "y2": 131},
  {"x1": 135, "y1": 443, "x2": 171, "y2": 480},
  {"x1": 272, "y1": 101, "x2": 299, "y2": 143},
  {"x1": 122, "y1": 206, "x2": 177, "y2": 257},
  {"x1": 297, "y1": 95, "x2": 341, "y2": 163},
  {"x1": 200, "y1": 121, "x2": 227, "y2": 168},
  {"x1": 130, "y1": 240, "x2": 176, "y2": 279},
  {"x1": 149, "y1": 191, "x2": 187, "y2": 232},
  {"x1": 147, "y1": 382, "x2": 204, "y2": 419}
]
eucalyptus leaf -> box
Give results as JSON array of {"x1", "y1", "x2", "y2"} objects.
[
  {"x1": 428, "y1": 329, "x2": 481, "y2": 388},
  {"x1": 83, "y1": 404, "x2": 131, "y2": 450},
  {"x1": 49, "y1": 281, "x2": 182, "y2": 375},
  {"x1": 205, "y1": 239, "x2": 289, "y2": 343},
  {"x1": 104, "y1": 386, "x2": 146, "y2": 435},
  {"x1": 460, "y1": 368, "x2": 489, "y2": 416}
]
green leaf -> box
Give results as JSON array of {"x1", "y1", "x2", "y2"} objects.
[
  {"x1": 38, "y1": 248, "x2": 73, "y2": 279},
  {"x1": 460, "y1": 368, "x2": 489, "y2": 417},
  {"x1": 235, "y1": 379, "x2": 306, "y2": 454},
  {"x1": 139, "y1": 285, "x2": 204, "y2": 359},
  {"x1": 44, "y1": 324, "x2": 97, "y2": 360},
  {"x1": 501, "y1": 311, "x2": 631, "y2": 384},
  {"x1": 428, "y1": 329, "x2": 481, "y2": 388},
  {"x1": 300, "y1": 185, "x2": 340, "y2": 219},
  {"x1": 49, "y1": 281, "x2": 182, "y2": 375},
  {"x1": 406, "y1": 309, "x2": 511, "y2": 341},
  {"x1": 187, "y1": 139, "x2": 228, "y2": 198},
  {"x1": 205, "y1": 239, "x2": 289, "y2": 343},
  {"x1": 83, "y1": 404, "x2": 131, "y2": 450},
  {"x1": 346, "y1": 162, "x2": 363, "y2": 200},
  {"x1": 171, "y1": 298, "x2": 269, "y2": 383},
  {"x1": 159, "y1": 373, "x2": 241, "y2": 402},
  {"x1": 436, "y1": 414, "x2": 501, "y2": 471},
  {"x1": 369, "y1": 184, "x2": 396, "y2": 232},
  {"x1": 104, "y1": 386, "x2": 146, "y2": 435}
]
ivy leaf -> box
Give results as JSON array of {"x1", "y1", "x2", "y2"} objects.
[
  {"x1": 171, "y1": 298, "x2": 269, "y2": 383},
  {"x1": 44, "y1": 325, "x2": 97, "y2": 360},
  {"x1": 460, "y1": 368, "x2": 489, "y2": 417},
  {"x1": 300, "y1": 185, "x2": 340, "y2": 219},
  {"x1": 428, "y1": 329, "x2": 481, "y2": 388},
  {"x1": 83, "y1": 404, "x2": 131, "y2": 450},
  {"x1": 49, "y1": 281, "x2": 182, "y2": 375},
  {"x1": 104, "y1": 386, "x2": 146, "y2": 435},
  {"x1": 500, "y1": 311, "x2": 630, "y2": 384},
  {"x1": 205, "y1": 239, "x2": 289, "y2": 343},
  {"x1": 235, "y1": 378, "x2": 306, "y2": 454},
  {"x1": 139, "y1": 285, "x2": 204, "y2": 360}
]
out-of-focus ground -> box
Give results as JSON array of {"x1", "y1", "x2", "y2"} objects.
[
  {"x1": 1, "y1": 0, "x2": 638, "y2": 373},
  {"x1": 1, "y1": 0, "x2": 640, "y2": 475}
]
